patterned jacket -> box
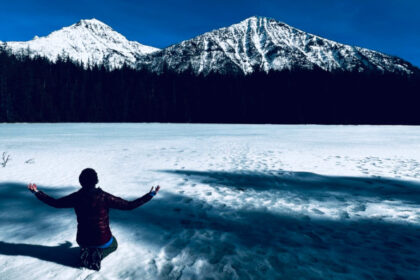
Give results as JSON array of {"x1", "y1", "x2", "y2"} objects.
[{"x1": 35, "y1": 187, "x2": 153, "y2": 246}]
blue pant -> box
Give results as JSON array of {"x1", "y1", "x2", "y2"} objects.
[{"x1": 101, "y1": 236, "x2": 118, "y2": 259}]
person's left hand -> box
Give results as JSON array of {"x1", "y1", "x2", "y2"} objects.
[{"x1": 28, "y1": 183, "x2": 38, "y2": 193}]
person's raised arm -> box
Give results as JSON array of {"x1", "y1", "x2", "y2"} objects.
[
  {"x1": 28, "y1": 183, "x2": 76, "y2": 208},
  {"x1": 106, "y1": 185, "x2": 160, "y2": 210}
]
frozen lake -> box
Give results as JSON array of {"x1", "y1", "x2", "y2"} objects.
[{"x1": 1, "y1": 124, "x2": 419, "y2": 279}]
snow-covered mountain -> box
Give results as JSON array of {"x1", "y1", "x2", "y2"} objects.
[
  {"x1": 2, "y1": 19, "x2": 159, "y2": 69},
  {"x1": 138, "y1": 16, "x2": 416, "y2": 75},
  {"x1": 1, "y1": 16, "x2": 417, "y2": 75}
]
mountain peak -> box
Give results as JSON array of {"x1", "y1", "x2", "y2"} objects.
[
  {"x1": 3, "y1": 18, "x2": 159, "y2": 69},
  {"x1": 72, "y1": 18, "x2": 114, "y2": 35},
  {"x1": 75, "y1": 18, "x2": 110, "y2": 28},
  {"x1": 241, "y1": 15, "x2": 273, "y2": 22},
  {"x1": 78, "y1": 18, "x2": 104, "y2": 24},
  {"x1": 237, "y1": 16, "x2": 285, "y2": 27}
]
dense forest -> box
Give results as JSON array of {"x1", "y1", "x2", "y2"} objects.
[{"x1": 0, "y1": 51, "x2": 419, "y2": 124}]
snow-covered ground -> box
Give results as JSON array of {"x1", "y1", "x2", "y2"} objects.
[{"x1": 0, "y1": 124, "x2": 419, "y2": 280}]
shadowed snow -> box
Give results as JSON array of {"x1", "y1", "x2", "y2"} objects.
[{"x1": 1, "y1": 124, "x2": 420, "y2": 279}]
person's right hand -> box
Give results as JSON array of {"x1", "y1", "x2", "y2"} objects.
[
  {"x1": 28, "y1": 183, "x2": 38, "y2": 193},
  {"x1": 149, "y1": 185, "x2": 160, "y2": 195}
]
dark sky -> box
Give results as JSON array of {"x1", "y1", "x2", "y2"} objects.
[{"x1": 1, "y1": 0, "x2": 419, "y2": 66}]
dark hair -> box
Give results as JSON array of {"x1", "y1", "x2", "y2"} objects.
[{"x1": 79, "y1": 168, "x2": 99, "y2": 188}]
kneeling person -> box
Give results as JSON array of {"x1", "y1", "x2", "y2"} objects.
[{"x1": 28, "y1": 168, "x2": 160, "y2": 270}]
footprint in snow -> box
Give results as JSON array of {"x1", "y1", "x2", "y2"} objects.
[
  {"x1": 351, "y1": 204, "x2": 366, "y2": 212},
  {"x1": 312, "y1": 208, "x2": 325, "y2": 215}
]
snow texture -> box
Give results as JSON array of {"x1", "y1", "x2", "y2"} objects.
[
  {"x1": 1, "y1": 17, "x2": 416, "y2": 75},
  {"x1": 1, "y1": 124, "x2": 419, "y2": 280}
]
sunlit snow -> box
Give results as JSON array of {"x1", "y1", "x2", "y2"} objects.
[{"x1": 0, "y1": 124, "x2": 419, "y2": 279}]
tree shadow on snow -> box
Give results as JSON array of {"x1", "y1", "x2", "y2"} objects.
[
  {"x1": 1, "y1": 176, "x2": 420, "y2": 278},
  {"x1": 162, "y1": 169, "x2": 420, "y2": 204},
  {"x1": 0, "y1": 240, "x2": 80, "y2": 268},
  {"x1": 112, "y1": 187, "x2": 420, "y2": 279},
  {"x1": 0, "y1": 183, "x2": 80, "y2": 268},
  {"x1": 137, "y1": 169, "x2": 419, "y2": 279}
]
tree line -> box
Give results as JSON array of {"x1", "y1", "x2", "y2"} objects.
[{"x1": 0, "y1": 50, "x2": 419, "y2": 124}]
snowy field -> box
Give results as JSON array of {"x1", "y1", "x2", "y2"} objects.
[{"x1": 0, "y1": 123, "x2": 419, "y2": 280}]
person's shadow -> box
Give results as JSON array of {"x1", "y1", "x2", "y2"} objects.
[{"x1": 0, "y1": 240, "x2": 80, "y2": 268}]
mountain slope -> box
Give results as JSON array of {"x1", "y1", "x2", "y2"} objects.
[
  {"x1": 1, "y1": 16, "x2": 417, "y2": 75},
  {"x1": 2, "y1": 19, "x2": 159, "y2": 69},
  {"x1": 138, "y1": 16, "x2": 416, "y2": 75}
]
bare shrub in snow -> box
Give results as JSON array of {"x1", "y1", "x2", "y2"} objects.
[
  {"x1": 1, "y1": 152, "x2": 11, "y2": 167},
  {"x1": 25, "y1": 158, "x2": 35, "y2": 164}
]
